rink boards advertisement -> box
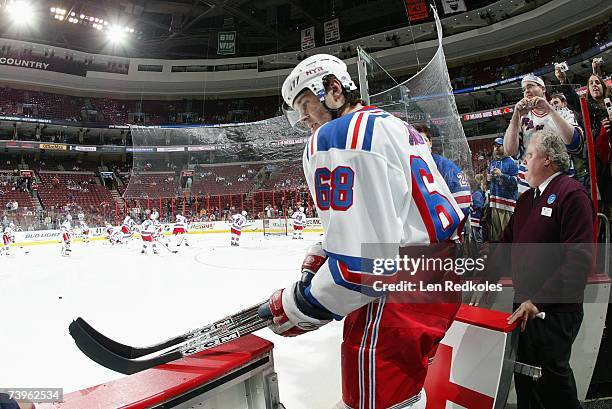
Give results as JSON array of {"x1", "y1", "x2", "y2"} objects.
[{"x1": 12, "y1": 218, "x2": 323, "y2": 245}]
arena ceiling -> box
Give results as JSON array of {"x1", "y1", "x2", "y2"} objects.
[{"x1": 2, "y1": 0, "x2": 499, "y2": 58}]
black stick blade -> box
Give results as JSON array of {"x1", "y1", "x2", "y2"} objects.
[
  {"x1": 69, "y1": 320, "x2": 182, "y2": 374},
  {"x1": 74, "y1": 317, "x2": 182, "y2": 359}
]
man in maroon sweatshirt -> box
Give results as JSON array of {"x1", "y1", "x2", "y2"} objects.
[{"x1": 499, "y1": 129, "x2": 594, "y2": 409}]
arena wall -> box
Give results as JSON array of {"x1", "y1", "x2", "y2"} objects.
[{"x1": 12, "y1": 218, "x2": 324, "y2": 246}]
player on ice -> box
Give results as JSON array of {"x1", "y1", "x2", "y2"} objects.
[
  {"x1": 78, "y1": 213, "x2": 90, "y2": 244},
  {"x1": 61, "y1": 215, "x2": 73, "y2": 257},
  {"x1": 121, "y1": 215, "x2": 136, "y2": 243},
  {"x1": 230, "y1": 210, "x2": 247, "y2": 246},
  {"x1": 263, "y1": 54, "x2": 465, "y2": 409},
  {"x1": 140, "y1": 213, "x2": 159, "y2": 255},
  {"x1": 173, "y1": 213, "x2": 189, "y2": 247},
  {"x1": 291, "y1": 206, "x2": 306, "y2": 239},
  {"x1": 1, "y1": 222, "x2": 15, "y2": 256},
  {"x1": 151, "y1": 211, "x2": 166, "y2": 242},
  {"x1": 104, "y1": 222, "x2": 120, "y2": 245}
]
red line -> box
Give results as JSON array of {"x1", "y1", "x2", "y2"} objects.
[
  {"x1": 310, "y1": 132, "x2": 315, "y2": 156},
  {"x1": 453, "y1": 195, "x2": 472, "y2": 204},
  {"x1": 351, "y1": 113, "x2": 365, "y2": 149},
  {"x1": 490, "y1": 197, "x2": 515, "y2": 206}
]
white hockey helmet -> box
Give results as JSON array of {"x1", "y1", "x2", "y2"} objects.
[
  {"x1": 281, "y1": 54, "x2": 357, "y2": 130},
  {"x1": 299, "y1": 206, "x2": 304, "y2": 212},
  {"x1": 150, "y1": 212, "x2": 159, "y2": 220},
  {"x1": 241, "y1": 210, "x2": 247, "y2": 216},
  {"x1": 9, "y1": 222, "x2": 15, "y2": 229},
  {"x1": 66, "y1": 214, "x2": 72, "y2": 221}
]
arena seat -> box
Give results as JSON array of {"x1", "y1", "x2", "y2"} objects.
[
  {"x1": 123, "y1": 172, "x2": 180, "y2": 199},
  {"x1": 191, "y1": 164, "x2": 262, "y2": 196},
  {"x1": 37, "y1": 172, "x2": 114, "y2": 210}
]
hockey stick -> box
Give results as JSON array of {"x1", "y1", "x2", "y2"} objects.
[
  {"x1": 70, "y1": 303, "x2": 262, "y2": 359},
  {"x1": 69, "y1": 307, "x2": 270, "y2": 374},
  {"x1": 156, "y1": 237, "x2": 178, "y2": 254}
]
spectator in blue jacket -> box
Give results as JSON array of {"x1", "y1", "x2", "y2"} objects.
[{"x1": 487, "y1": 137, "x2": 518, "y2": 242}]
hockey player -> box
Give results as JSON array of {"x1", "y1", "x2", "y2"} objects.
[
  {"x1": 151, "y1": 211, "x2": 164, "y2": 240},
  {"x1": 140, "y1": 214, "x2": 158, "y2": 254},
  {"x1": 78, "y1": 213, "x2": 90, "y2": 244},
  {"x1": 1, "y1": 222, "x2": 15, "y2": 256},
  {"x1": 230, "y1": 211, "x2": 247, "y2": 246},
  {"x1": 121, "y1": 215, "x2": 135, "y2": 243},
  {"x1": 173, "y1": 213, "x2": 189, "y2": 247},
  {"x1": 504, "y1": 74, "x2": 583, "y2": 195},
  {"x1": 61, "y1": 215, "x2": 73, "y2": 257},
  {"x1": 265, "y1": 54, "x2": 465, "y2": 409},
  {"x1": 104, "y1": 222, "x2": 121, "y2": 245},
  {"x1": 291, "y1": 207, "x2": 306, "y2": 239}
]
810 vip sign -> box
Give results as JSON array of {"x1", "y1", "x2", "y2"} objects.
[{"x1": 218, "y1": 31, "x2": 236, "y2": 55}]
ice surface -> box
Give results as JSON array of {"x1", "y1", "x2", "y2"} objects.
[{"x1": 0, "y1": 233, "x2": 342, "y2": 409}]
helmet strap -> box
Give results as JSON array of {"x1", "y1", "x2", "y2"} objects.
[{"x1": 322, "y1": 98, "x2": 350, "y2": 120}]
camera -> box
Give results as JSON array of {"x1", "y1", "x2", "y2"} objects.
[
  {"x1": 555, "y1": 62, "x2": 569, "y2": 72},
  {"x1": 604, "y1": 98, "x2": 612, "y2": 119}
]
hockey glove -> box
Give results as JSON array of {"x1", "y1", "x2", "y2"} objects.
[
  {"x1": 261, "y1": 281, "x2": 333, "y2": 337},
  {"x1": 300, "y1": 242, "x2": 327, "y2": 285}
]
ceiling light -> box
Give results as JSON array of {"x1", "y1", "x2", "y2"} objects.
[
  {"x1": 6, "y1": 1, "x2": 34, "y2": 26},
  {"x1": 107, "y1": 26, "x2": 125, "y2": 43}
]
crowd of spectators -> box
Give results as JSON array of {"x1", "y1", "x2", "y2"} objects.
[{"x1": 468, "y1": 58, "x2": 610, "y2": 247}]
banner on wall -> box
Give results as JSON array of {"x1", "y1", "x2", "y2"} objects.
[
  {"x1": 324, "y1": 19, "x2": 340, "y2": 44},
  {"x1": 218, "y1": 31, "x2": 237, "y2": 55},
  {"x1": 301, "y1": 26, "x2": 315, "y2": 51},
  {"x1": 405, "y1": 0, "x2": 428, "y2": 22}
]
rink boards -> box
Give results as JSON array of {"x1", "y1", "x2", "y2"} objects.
[{"x1": 11, "y1": 217, "x2": 324, "y2": 246}]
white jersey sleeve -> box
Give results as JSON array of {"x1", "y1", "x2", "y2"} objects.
[{"x1": 302, "y1": 107, "x2": 464, "y2": 317}]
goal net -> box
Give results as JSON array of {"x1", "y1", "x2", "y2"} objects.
[{"x1": 263, "y1": 216, "x2": 289, "y2": 236}]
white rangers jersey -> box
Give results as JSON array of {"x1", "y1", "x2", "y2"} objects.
[
  {"x1": 175, "y1": 214, "x2": 187, "y2": 229},
  {"x1": 141, "y1": 220, "x2": 155, "y2": 235},
  {"x1": 122, "y1": 216, "x2": 134, "y2": 228},
  {"x1": 518, "y1": 107, "x2": 583, "y2": 194},
  {"x1": 292, "y1": 211, "x2": 306, "y2": 227},
  {"x1": 153, "y1": 220, "x2": 163, "y2": 237},
  {"x1": 231, "y1": 214, "x2": 246, "y2": 229},
  {"x1": 61, "y1": 220, "x2": 72, "y2": 232},
  {"x1": 302, "y1": 106, "x2": 464, "y2": 317}
]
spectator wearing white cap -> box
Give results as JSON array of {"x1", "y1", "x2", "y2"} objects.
[{"x1": 504, "y1": 74, "x2": 583, "y2": 195}]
